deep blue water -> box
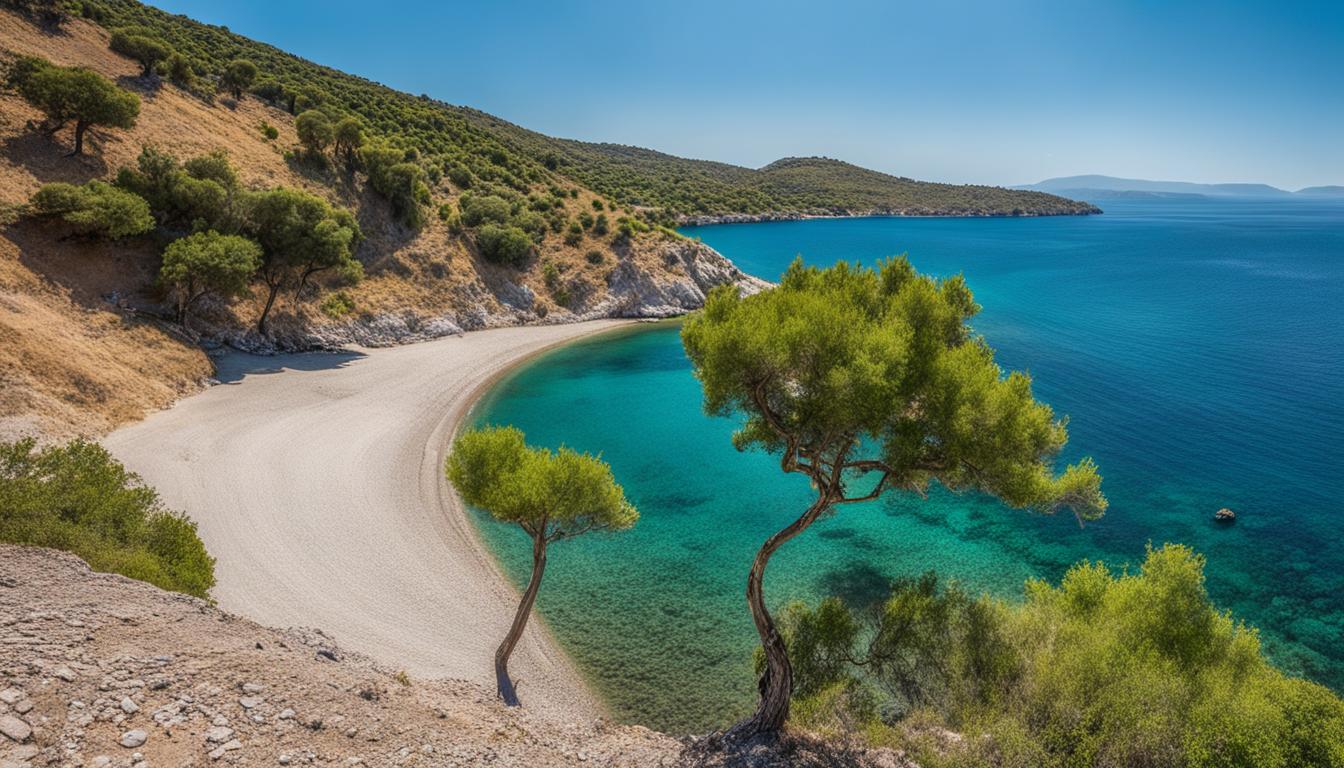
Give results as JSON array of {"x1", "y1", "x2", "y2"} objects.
[{"x1": 471, "y1": 199, "x2": 1344, "y2": 733}]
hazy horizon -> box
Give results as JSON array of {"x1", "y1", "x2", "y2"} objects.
[{"x1": 145, "y1": 0, "x2": 1343, "y2": 190}]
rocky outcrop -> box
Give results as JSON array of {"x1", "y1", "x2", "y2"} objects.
[{"x1": 582, "y1": 240, "x2": 770, "y2": 319}]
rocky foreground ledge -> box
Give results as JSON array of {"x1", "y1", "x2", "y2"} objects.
[{"x1": 0, "y1": 546, "x2": 914, "y2": 768}]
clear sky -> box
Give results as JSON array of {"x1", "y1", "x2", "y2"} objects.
[{"x1": 145, "y1": 0, "x2": 1342, "y2": 190}]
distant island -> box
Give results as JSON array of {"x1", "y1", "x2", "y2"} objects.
[{"x1": 1016, "y1": 174, "x2": 1344, "y2": 201}]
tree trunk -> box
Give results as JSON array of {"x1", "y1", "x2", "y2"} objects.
[
  {"x1": 257, "y1": 281, "x2": 280, "y2": 336},
  {"x1": 70, "y1": 120, "x2": 88, "y2": 155},
  {"x1": 733, "y1": 495, "x2": 832, "y2": 738},
  {"x1": 495, "y1": 533, "x2": 547, "y2": 707}
]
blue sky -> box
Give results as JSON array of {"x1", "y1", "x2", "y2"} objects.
[{"x1": 146, "y1": 0, "x2": 1342, "y2": 189}]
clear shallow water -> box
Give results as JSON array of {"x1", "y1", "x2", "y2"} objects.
[{"x1": 471, "y1": 199, "x2": 1344, "y2": 733}]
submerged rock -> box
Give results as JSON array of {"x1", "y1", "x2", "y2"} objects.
[{"x1": 1214, "y1": 507, "x2": 1237, "y2": 523}]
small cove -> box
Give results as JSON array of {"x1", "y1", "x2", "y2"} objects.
[{"x1": 469, "y1": 198, "x2": 1344, "y2": 733}]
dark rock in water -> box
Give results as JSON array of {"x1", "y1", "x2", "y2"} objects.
[{"x1": 1214, "y1": 508, "x2": 1237, "y2": 524}]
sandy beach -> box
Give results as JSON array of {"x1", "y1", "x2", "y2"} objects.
[{"x1": 103, "y1": 320, "x2": 629, "y2": 720}]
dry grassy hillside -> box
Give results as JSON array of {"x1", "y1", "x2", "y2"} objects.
[{"x1": 0, "y1": 10, "x2": 758, "y2": 440}]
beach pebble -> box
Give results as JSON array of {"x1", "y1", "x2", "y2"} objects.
[
  {"x1": 120, "y1": 728, "x2": 148, "y2": 747},
  {"x1": 0, "y1": 688, "x2": 23, "y2": 705},
  {"x1": 121, "y1": 696, "x2": 140, "y2": 713},
  {"x1": 0, "y1": 714, "x2": 33, "y2": 742},
  {"x1": 54, "y1": 666, "x2": 77, "y2": 681},
  {"x1": 206, "y1": 725, "x2": 234, "y2": 743}
]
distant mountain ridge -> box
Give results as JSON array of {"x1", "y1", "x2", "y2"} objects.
[{"x1": 1017, "y1": 175, "x2": 1344, "y2": 199}]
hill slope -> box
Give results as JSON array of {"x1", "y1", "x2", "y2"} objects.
[
  {"x1": 0, "y1": 6, "x2": 764, "y2": 439},
  {"x1": 84, "y1": 0, "x2": 1096, "y2": 221},
  {"x1": 1019, "y1": 174, "x2": 1297, "y2": 198}
]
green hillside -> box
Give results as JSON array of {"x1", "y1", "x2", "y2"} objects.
[{"x1": 80, "y1": 0, "x2": 1097, "y2": 222}]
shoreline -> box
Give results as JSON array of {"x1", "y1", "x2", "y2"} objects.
[
  {"x1": 103, "y1": 320, "x2": 633, "y2": 721},
  {"x1": 677, "y1": 206, "x2": 1102, "y2": 227}
]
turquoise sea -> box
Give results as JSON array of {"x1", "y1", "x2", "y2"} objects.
[{"x1": 470, "y1": 199, "x2": 1344, "y2": 733}]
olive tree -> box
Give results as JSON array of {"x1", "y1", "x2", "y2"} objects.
[
  {"x1": 244, "y1": 188, "x2": 362, "y2": 334},
  {"x1": 294, "y1": 109, "x2": 333, "y2": 156},
  {"x1": 30, "y1": 181, "x2": 153, "y2": 239},
  {"x1": 446, "y1": 426, "x2": 637, "y2": 706},
  {"x1": 681, "y1": 257, "x2": 1107, "y2": 737},
  {"x1": 159, "y1": 230, "x2": 261, "y2": 324},
  {"x1": 10, "y1": 58, "x2": 139, "y2": 155},
  {"x1": 332, "y1": 116, "x2": 364, "y2": 171},
  {"x1": 109, "y1": 29, "x2": 172, "y2": 77},
  {"x1": 219, "y1": 59, "x2": 257, "y2": 100}
]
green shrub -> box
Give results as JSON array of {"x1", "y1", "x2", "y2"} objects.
[
  {"x1": 475, "y1": 224, "x2": 533, "y2": 268},
  {"x1": 564, "y1": 221, "x2": 584, "y2": 246},
  {"x1": 320, "y1": 290, "x2": 356, "y2": 319},
  {"x1": 0, "y1": 439, "x2": 216, "y2": 599},
  {"x1": 30, "y1": 180, "x2": 153, "y2": 239},
  {"x1": 593, "y1": 213, "x2": 609, "y2": 235},
  {"x1": 459, "y1": 193, "x2": 513, "y2": 227},
  {"x1": 116, "y1": 147, "x2": 243, "y2": 233},
  {"x1": 585, "y1": 249, "x2": 604, "y2": 265},
  {"x1": 259, "y1": 121, "x2": 279, "y2": 140},
  {"x1": 778, "y1": 544, "x2": 1344, "y2": 767}
]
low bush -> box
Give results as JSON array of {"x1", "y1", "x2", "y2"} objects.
[
  {"x1": 777, "y1": 544, "x2": 1344, "y2": 767},
  {"x1": 0, "y1": 439, "x2": 216, "y2": 599},
  {"x1": 30, "y1": 180, "x2": 153, "y2": 239},
  {"x1": 475, "y1": 224, "x2": 533, "y2": 268}
]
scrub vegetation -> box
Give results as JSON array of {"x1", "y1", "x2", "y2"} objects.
[
  {"x1": 0, "y1": 438, "x2": 215, "y2": 599},
  {"x1": 50, "y1": 0, "x2": 1095, "y2": 223},
  {"x1": 776, "y1": 545, "x2": 1344, "y2": 768}
]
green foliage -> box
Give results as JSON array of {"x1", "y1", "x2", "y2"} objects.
[
  {"x1": 585, "y1": 249, "x2": 604, "y2": 265},
  {"x1": 446, "y1": 426, "x2": 637, "y2": 539},
  {"x1": 7, "y1": 56, "x2": 139, "y2": 154},
  {"x1": 781, "y1": 545, "x2": 1344, "y2": 768},
  {"x1": 109, "y1": 27, "x2": 172, "y2": 76},
  {"x1": 258, "y1": 121, "x2": 278, "y2": 140},
  {"x1": 115, "y1": 146, "x2": 243, "y2": 232},
  {"x1": 294, "y1": 109, "x2": 334, "y2": 155},
  {"x1": 564, "y1": 220, "x2": 584, "y2": 246},
  {"x1": 164, "y1": 51, "x2": 195, "y2": 87},
  {"x1": 3, "y1": 0, "x2": 70, "y2": 26},
  {"x1": 332, "y1": 116, "x2": 364, "y2": 169},
  {"x1": 30, "y1": 180, "x2": 153, "y2": 239},
  {"x1": 219, "y1": 58, "x2": 256, "y2": 99},
  {"x1": 320, "y1": 289, "x2": 356, "y2": 319},
  {"x1": 0, "y1": 438, "x2": 215, "y2": 599},
  {"x1": 593, "y1": 212, "x2": 609, "y2": 235},
  {"x1": 682, "y1": 257, "x2": 1105, "y2": 518},
  {"x1": 358, "y1": 141, "x2": 430, "y2": 228},
  {"x1": 245, "y1": 186, "x2": 362, "y2": 332},
  {"x1": 158, "y1": 230, "x2": 260, "y2": 321},
  {"x1": 459, "y1": 192, "x2": 513, "y2": 227},
  {"x1": 475, "y1": 224, "x2": 533, "y2": 268}
]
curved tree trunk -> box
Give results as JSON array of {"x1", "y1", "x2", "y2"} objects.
[
  {"x1": 496, "y1": 533, "x2": 547, "y2": 707},
  {"x1": 733, "y1": 495, "x2": 832, "y2": 738}
]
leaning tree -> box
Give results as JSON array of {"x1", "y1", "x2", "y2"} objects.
[
  {"x1": 681, "y1": 257, "x2": 1107, "y2": 737},
  {"x1": 10, "y1": 58, "x2": 139, "y2": 155},
  {"x1": 446, "y1": 426, "x2": 637, "y2": 706}
]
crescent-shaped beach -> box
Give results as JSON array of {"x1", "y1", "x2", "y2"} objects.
[{"x1": 103, "y1": 320, "x2": 628, "y2": 720}]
